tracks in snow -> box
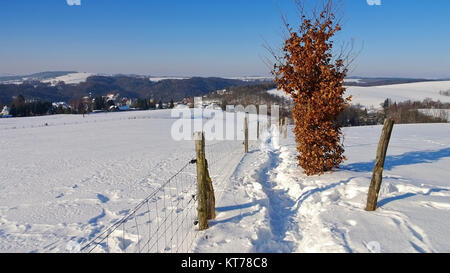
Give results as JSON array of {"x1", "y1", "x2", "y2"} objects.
[{"x1": 250, "y1": 150, "x2": 301, "y2": 252}]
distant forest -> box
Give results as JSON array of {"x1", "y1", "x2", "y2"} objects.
[{"x1": 0, "y1": 75, "x2": 270, "y2": 106}]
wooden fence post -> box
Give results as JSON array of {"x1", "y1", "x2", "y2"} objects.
[
  {"x1": 244, "y1": 117, "x2": 249, "y2": 153},
  {"x1": 205, "y1": 160, "x2": 216, "y2": 220},
  {"x1": 194, "y1": 132, "x2": 208, "y2": 230},
  {"x1": 279, "y1": 117, "x2": 283, "y2": 134},
  {"x1": 365, "y1": 118, "x2": 395, "y2": 211},
  {"x1": 257, "y1": 120, "x2": 260, "y2": 140},
  {"x1": 283, "y1": 117, "x2": 288, "y2": 139}
]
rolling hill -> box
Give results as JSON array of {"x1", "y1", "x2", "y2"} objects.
[
  {"x1": 0, "y1": 74, "x2": 270, "y2": 105},
  {"x1": 267, "y1": 80, "x2": 450, "y2": 109}
]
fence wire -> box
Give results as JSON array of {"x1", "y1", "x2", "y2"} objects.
[
  {"x1": 205, "y1": 141, "x2": 245, "y2": 202},
  {"x1": 80, "y1": 145, "x2": 248, "y2": 253},
  {"x1": 79, "y1": 119, "x2": 269, "y2": 253},
  {"x1": 80, "y1": 158, "x2": 199, "y2": 253}
]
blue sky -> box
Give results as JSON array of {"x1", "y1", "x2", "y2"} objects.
[{"x1": 0, "y1": 0, "x2": 449, "y2": 78}]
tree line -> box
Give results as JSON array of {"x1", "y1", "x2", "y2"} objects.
[
  {"x1": 381, "y1": 98, "x2": 449, "y2": 124},
  {"x1": 8, "y1": 95, "x2": 54, "y2": 117},
  {"x1": 337, "y1": 98, "x2": 449, "y2": 127},
  {"x1": 4, "y1": 94, "x2": 177, "y2": 118}
]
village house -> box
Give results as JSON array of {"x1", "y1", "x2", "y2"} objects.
[
  {"x1": 52, "y1": 102, "x2": 71, "y2": 110},
  {"x1": 1, "y1": 105, "x2": 11, "y2": 117}
]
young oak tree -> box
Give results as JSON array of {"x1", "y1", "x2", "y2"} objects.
[{"x1": 273, "y1": 0, "x2": 352, "y2": 176}]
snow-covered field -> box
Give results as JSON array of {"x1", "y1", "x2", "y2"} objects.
[
  {"x1": 196, "y1": 123, "x2": 450, "y2": 253},
  {"x1": 149, "y1": 76, "x2": 273, "y2": 82},
  {"x1": 1, "y1": 72, "x2": 94, "y2": 85},
  {"x1": 42, "y1": 72, "x2": 93, "y2": 85},
  {"x1": 346, "y1": 81, "x2": 450, "y2": 109},
  {"x1": 149, "y1": 76, "x2": 191, "y2": 82},
  {"x1": 0, "y1": 110, "x2": 243, "y2": 252},
  {"x1": 1, "y1": 111, "x2": 449, "y2": 253},
  {"x1": 267, "y1": 89, "x2": 292, "y2": 100},
  {"x1": 225, "y1": 76, "x2": 273, "y2": 82},
  {"x1": 344, "y1": 78, "x2": 362, "y2": 83},
  {"x1": 268, "y1": 81, "x2": 450, "y2": 109}
]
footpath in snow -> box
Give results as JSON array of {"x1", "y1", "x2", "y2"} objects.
[{"x1": 195, "y1": 123, "x2": 450, "y2": 253}]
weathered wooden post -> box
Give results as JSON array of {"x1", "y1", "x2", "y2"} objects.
[
  {"x1": 257, "y1": 120, "x2": 260, "y2": 140},
  {"x1": 279, "y1": 117, "x2": 283, "y2": 134},
  {"x1": 365, "y1": 118, "x2": 395, "y2": 211},
  {"x1": 244, "y1": 116, "x2": 249, "y2": 153},
  {"x1": 283, "y1": 117, "x2": 288, "y2": 139},
  {"x1": 205, "y1": 160, "x2": 216, "y2": 220},
  {"x1": 194, "y1": 132, "x2": 208, "y2": 230}
]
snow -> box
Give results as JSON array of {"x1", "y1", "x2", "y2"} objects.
[
  {"x1": 268, "y1": 81, "x2": 450, "y2": 109},
  {"x1": 149, "y1": 76, "x2": 191, "y2": 82},
  {"x1": 1, "y1": 80, "x2": 24, "y2": 85},
  {"x1": 0, "y1": 110, "x2": 203, "y2": 252},
  {"x1": 0, "y1": 110, "x2": 250, "y2": 253},
  {"x1": 1, "y1": 110, "x2": 449, "y2": 253},
  {"x1": 225, "y1": 76, "x2": 273, "y2": 82},
  {"x1": 346, "y1": 81, "x2": 450, "y2": 109},
  {"x1": 42, "y1": 72, "x2": 93, "y2": 85},
  {"x1": 174, "y1": 104, "x2": 189, "y2": 109},
  {"x1": 195, "y1": 123, "x2": 450, "y2": 253},
  {"x1": 418, "y1": 109, "x2": 450, "y2": 122},
  {"x1": 1, "y1": 72, "x2": 94, "y2": 85},
  {"x1": 344, "y1": 78, "x2": 362, "y2": 83},
  {"x1": 267, "y1": 89, "x2": 292, "y2": 100},
  {"x1": 149, "y1": 76, "x2": 273, "y2": 83}
]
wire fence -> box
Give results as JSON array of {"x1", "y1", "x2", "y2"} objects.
[
  {"x1": 205, "y1": 140, "x2": 256, "y2": 202},
  {"x1": 78, "y1": 116, "x2": 276, "y2": 253},
  {"x1": 80, "y1": 139, "x2": 245, "y2": 253}
]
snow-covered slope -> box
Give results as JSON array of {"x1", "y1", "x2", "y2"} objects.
[
  {"x1": 225, "y1": 76, "x2": 273, "y2": 82},
  {"x1": 149, "y1": 76, "x2": 191, "y2": 82},
  {"x1": 346, "y1": 81, "x2": 450, "y2": 109},
  {"x1": 0, "y1": 72, "x2": 93, "y2": 85},
  {"x1": 267, "y1": 88, "x2": 291, "y2": 100},
  {"x1": 268, "y1": 81, "x2": 450, "y2": 109},
  {"x1": 148, "y1": 76, "x2": 273, "y2": 83},
  {"x1": 42, "y1": 72, "x2": 93, "y2": 85},
  {"x1": 344, "y1": 78, "x2": 362, "y2": 83}
]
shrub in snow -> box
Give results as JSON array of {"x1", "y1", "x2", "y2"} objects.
[{"x1": 273, "y1": 1, "x2": 351, "y2": 175}]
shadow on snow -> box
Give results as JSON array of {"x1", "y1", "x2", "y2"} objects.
[
  {"x1": 342, "y1": 148, "x2": 450, "y2": 172},
  {"x1": 378, "y1": 188, "x2": 450, "y2": 208}
]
